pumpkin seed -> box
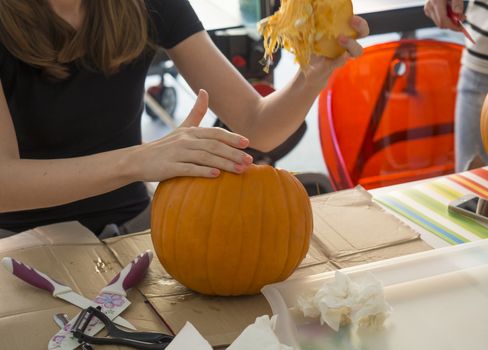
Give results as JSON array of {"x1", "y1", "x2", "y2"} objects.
[
  {"x1": 314, "y1": 32, "x2": 324, "y2": 41},
  {"x1": 294, "y1": 18, "x2": 306, "y2": 28}
]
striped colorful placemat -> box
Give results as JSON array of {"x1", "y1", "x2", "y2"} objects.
[{"x1": 374, "y1": 167, "x2": 488, "y2": 245}]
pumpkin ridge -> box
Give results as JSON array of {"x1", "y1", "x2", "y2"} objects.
[
  {"x1": 271, "y1": 169, "x2": 290, "y2": 280},
  {"x1": 154, "y1": 185, "x2": 170, "y2": 263},
  {"x1": 150, "y1": 188, "x2": 161, "y2": 254},
  {"x1": 190, "y1": 176, "x2": 219, "y2": 294},
  {"x1": 151, "y1": 183, "x2": 166, "y2": 250},
  {"x1": 153, "y1": 178, "x2": 178, "y2": 276},
  {"x1": 277, "y1": 174, "x2": 304, "y2": 275},
  {"x1": 258, "y1": 166, "x2": 283, "y2": 291},
  {"x1": 201, "y1": 177, "x2": 220, "y2": 295},
  {"x1": 211, "y1": 172, "x2": 243, "y2": 295},
  {"x1": 230, "y1": 171, "x2": 245, "y2": 295},
  {"x1": 245, "y1": 168, "x2": 266, "y2": 294},
  {"x1": 292, "y1": 174, "x2": 312, "y2": 264},
  {"x1": 241, "y1": 166, "x2": 266, "y2": 294},
  {"x1": 173, "y1": 177, "x2": 196, "y2": 286},
  {"x1": 206, "y1": 172, "x2": 227, "y2": 295},
  {"x1": 268, "y1": 168, "x2": 292, "y2": 284},
  {"x1": 275, "y1": 170, "x2": 294, "y2": 280},
  {"x1": 250, "y1": 166, "x2": 285, "y2": 293}
]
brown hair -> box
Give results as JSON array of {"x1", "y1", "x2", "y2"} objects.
[{"x1": 0, "y1": 0, "x2": 150, "y2": 80}]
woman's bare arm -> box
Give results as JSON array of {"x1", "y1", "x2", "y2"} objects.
[
  {"x1": 167, "y1": 16, "x2": 369, "y2": 152},
  {"x1": 0, "y1": 88, "x2": 250, "y2": 212}
]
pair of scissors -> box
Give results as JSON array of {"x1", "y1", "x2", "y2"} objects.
[{"x1": 446, "y1": 3, "x2": 476, "y2": 44}]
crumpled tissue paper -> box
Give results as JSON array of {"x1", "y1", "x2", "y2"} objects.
[{"x1": 297, "y1": 270, "x2": 392, "y2": 331}]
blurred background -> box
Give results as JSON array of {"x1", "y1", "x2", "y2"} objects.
[{"x1": 141, "y1": 0, "x2": 465, "y2": 177}]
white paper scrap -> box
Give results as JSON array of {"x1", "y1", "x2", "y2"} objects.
[
  {"x1": 227, "y1": 315, "x2": 293, "y2": 350},
  {"x1": 165, "y1": 322, "x2": 213, "y2": 350},
  {"x1": 165, "y1": 316, "x2": 293, "y2": 349}
]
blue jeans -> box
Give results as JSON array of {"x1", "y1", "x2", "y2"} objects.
[{"x1": 455, "y1": 66, "x2": 488, "y2": 172}]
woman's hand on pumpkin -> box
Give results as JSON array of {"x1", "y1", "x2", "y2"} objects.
[
  {"x1": 302, "y1": 16, "x2": 369, "y2": 90},
  {"x1": 130, "y1": 89, "x2": 253, "y2": 182}
]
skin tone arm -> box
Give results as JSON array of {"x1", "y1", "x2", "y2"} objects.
[
  {"x1": 424, "y1": 0, "x2": 465, "y2": 30},
  {"x1": 0, "y1": 0, "x2": 369, "y2": 213},
  {"x1": 168, "y1": 16, "x2": 370, "y2": 152},
  {"x1": 0, "y1": 88, "x2": 252, "y2": 212}
]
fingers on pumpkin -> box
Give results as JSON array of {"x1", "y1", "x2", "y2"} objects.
[
  {"x1": 188, "y1": 150, "x2": 243, "y2": 174},
  {"x1": 192, "y1": 127, "x2": 250, "y2": 149},
  {"x1": 190, "y1": 139, "x2": 252, "y2": 165},
  {"x1": 175, "y1": 163, "x2": 220, "y2": 178}
]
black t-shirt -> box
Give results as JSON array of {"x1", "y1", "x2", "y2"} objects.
[{"x1": 0, "y1": 0, "x2": 204, "y2": 234}]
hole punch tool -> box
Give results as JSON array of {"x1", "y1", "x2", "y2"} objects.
[{"x1": 72, "y1": 306, "x2": 174, "y2": 349}]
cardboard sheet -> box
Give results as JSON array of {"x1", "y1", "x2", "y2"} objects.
[
  {"x1": 0, "y1": 222, "x2": 170, "y2": 350},
  {"x1": 1, "y1": 187, "x2": 432, "y2": 348},
  {"x1": 312, "y1": 187, "x2": 424, "y2": 259},
  {"x1": 104, "y1": 232, "x2": 333, "y2": 347}
]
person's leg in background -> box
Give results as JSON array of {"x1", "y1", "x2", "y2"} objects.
[
  {"x1": 117, "y1": 202, "x2": 152, "y2": 235},
  {"x1": 98, "y1": 203, "x2": 152, "y2": 238},
  {"x1": 455, "y1": 66, "x2": 488, "y2": 172},
  {"x1": 0, "y1": 228, "x2": 16, "y2": 238}
]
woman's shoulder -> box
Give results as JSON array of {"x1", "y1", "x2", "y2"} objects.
[
  {"x1": 0, "y1": 38, "x2": 6, "y2": 56},
  {"x1": 0, "y1": 35, "x2": 15, "y2": 64},
  {"x1": 145, "y1": 0, "x2": 204, "y2": 49},
  {"x1": 0, "y1": 37, "x2": 19, "y2": 83},
  {"x1": 145, "y1": 0, "x2": 201, "y2": 25},
  {"x1": 0, "y1": 41, "x2": 9, "y2": 83},
  {"x1": 0, "y1": 40, "x2": 7, "y2": 67}
]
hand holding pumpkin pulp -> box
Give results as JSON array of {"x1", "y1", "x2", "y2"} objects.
[{"x1": 259, "y1": 0, "x2": 356, "y2": 71}]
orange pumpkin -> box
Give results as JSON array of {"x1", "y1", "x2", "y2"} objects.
[
  {"x1": 150, "y1": 164, "x2": 313, "y2": 296},
  {"x1": 481, "y1": 94, "x2": 488, "y2": 153}
]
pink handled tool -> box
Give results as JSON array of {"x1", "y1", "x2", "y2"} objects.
[
  {"x1": 48, "y1": 250, "x2": 154, "y2": 349},
  {"x1": 100, "y1": 250, "x2": 153, "y2": 296},
  {"x1": 2, "y1": 257, "x2": 72, "y2": 296},
  {"x1": 1, "y1": 256, "x2": 137, "y2": 330}
]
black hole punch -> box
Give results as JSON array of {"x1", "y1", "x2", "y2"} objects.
[{"x1": 72, "y1": 306, "x2": 174, "y2": 349}]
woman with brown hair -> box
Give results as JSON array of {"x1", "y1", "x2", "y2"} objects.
[{"x1": 0, "y1": 0, "x2": 369, "y2": 237}]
